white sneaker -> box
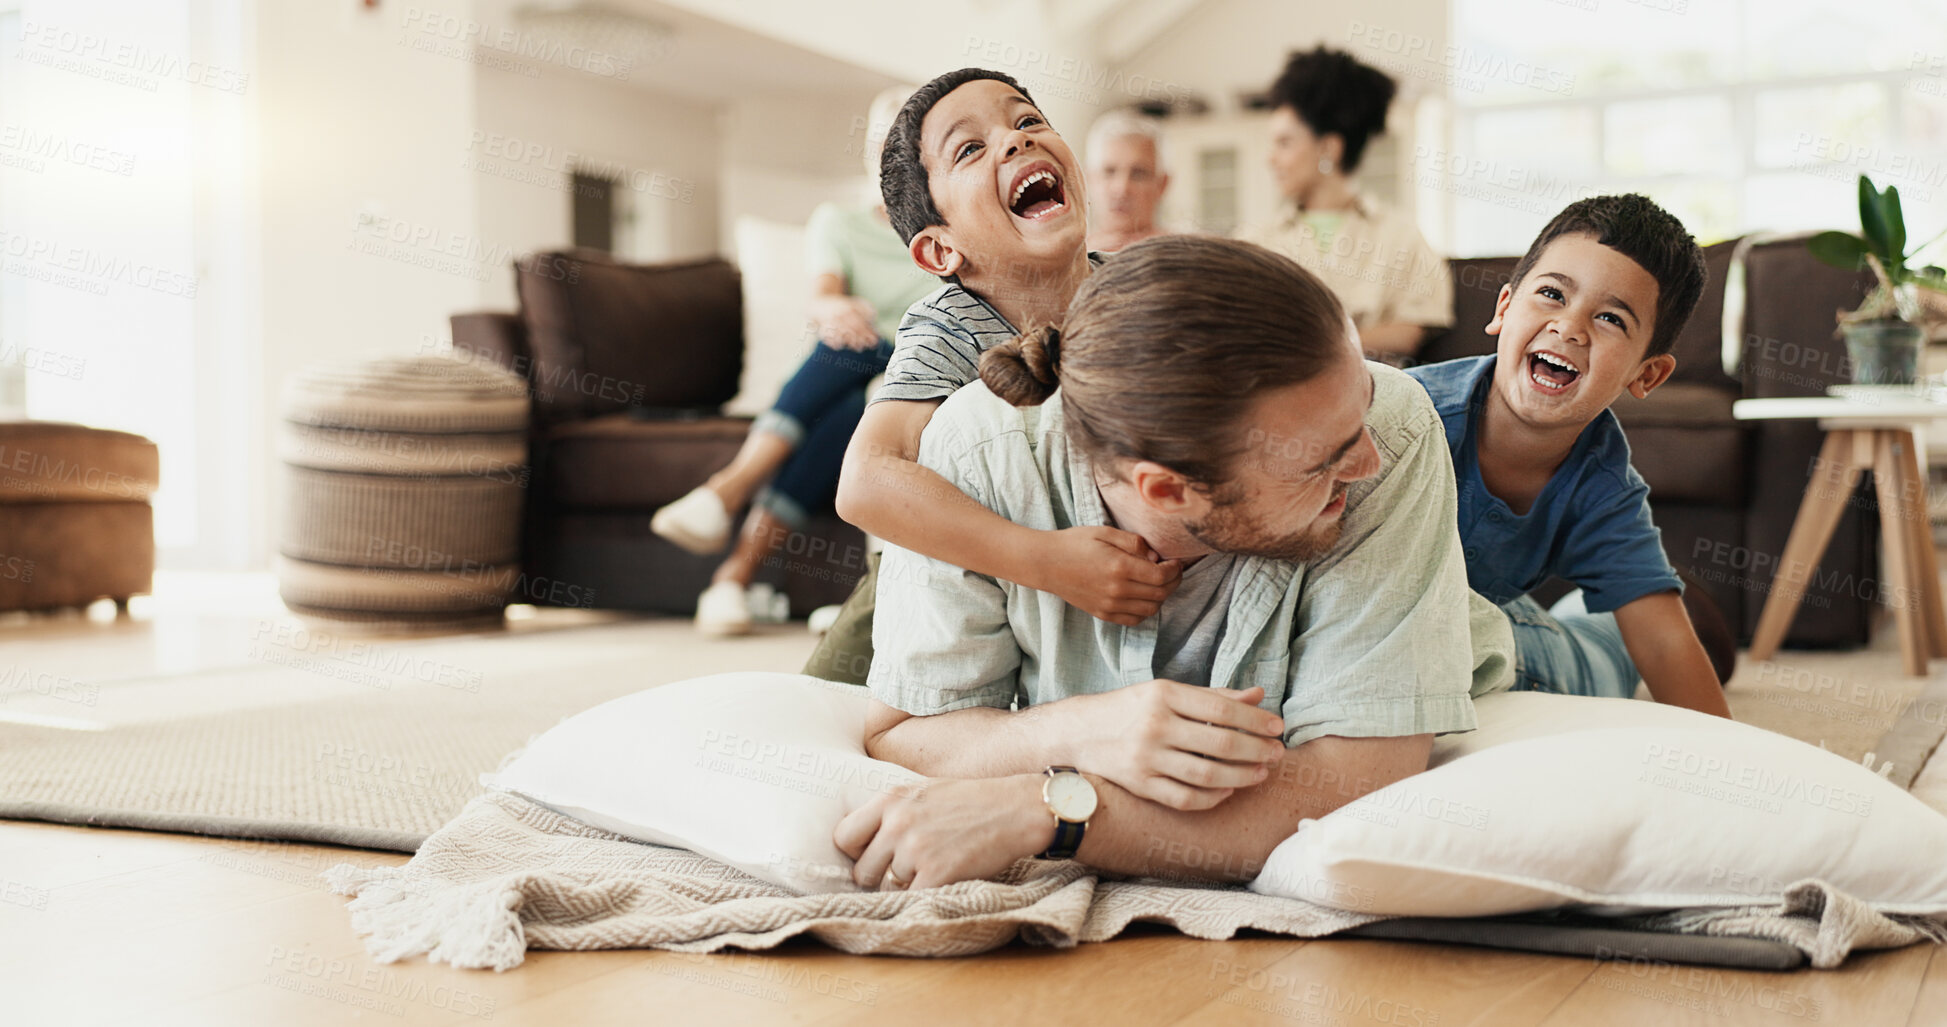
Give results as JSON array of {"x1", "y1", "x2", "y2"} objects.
[
  {"x1": 807, "y1": 604, "x2": 843, "y2": 636},
  {"x1": 651, "y1": 486, "x2": 731, "y2": 555},
  {"x1": 745, "y1": 583, "x2": 790, "y2": 624},
  {"x1": 694, "y1": 581, "x2": 752, "y2": 636}
]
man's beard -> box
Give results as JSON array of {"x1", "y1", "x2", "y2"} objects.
[{"x1": 1185, "y1": 484, "x2": 1347, "y2": 562}]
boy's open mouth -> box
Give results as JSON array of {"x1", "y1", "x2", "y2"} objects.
[
  {"x1": 1527, "y1": 350, "x2": 1581, "y2": 392},
  {"x1": 1008, "y1": 162, "x2": 1067, "y2": 220}
]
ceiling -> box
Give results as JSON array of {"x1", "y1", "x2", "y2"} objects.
[{"x1": 501, "y1": 0, "x2": 900, "y2": 103}]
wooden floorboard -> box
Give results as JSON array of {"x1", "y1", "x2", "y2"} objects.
[
  {"x1": 1541, "y1": 942, "x2": 1934, "y2": 1027},
  {"x1": 1908, "y1": 944, "x2": 1947, "y2": 1027},
  {"x1": 1171, "y1": 935, "x2": 1597, "y2": 1027}
]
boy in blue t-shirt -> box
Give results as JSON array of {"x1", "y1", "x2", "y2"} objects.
[{"x1": 1408, "y1": 194, "x2": 1732, "y2": 718}]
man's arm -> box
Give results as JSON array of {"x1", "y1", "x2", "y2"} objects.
[
  {"x1": 1615, "y1": 592, "x2": 1732, "y2": 718},
  {"x1": 863, "y1": 683, "x2": 1285, "y2": 811},
  {"x1": 1073, "y1": 733, "x2": 1432, "y2": 881},
  {"x1": 834, "y1": 734, "x2": 1432, "y2": 890}
]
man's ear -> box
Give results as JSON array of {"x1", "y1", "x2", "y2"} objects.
[
  {"x1": 1155, "y1": 171, "x2": 1171, "y2": 196},
  {"x1": 1484, "y1": 283, "x2": 1514, "y2": 334},
  {"x1": 1628, "y1": 353, "x2": 1677, "y2": 399},
  {"x1": 909, "y1": 227, "x2": 964, "y2": 278},
  {"x1": 1127, "y1": 460, "x2": 1200, "y2": 515}
]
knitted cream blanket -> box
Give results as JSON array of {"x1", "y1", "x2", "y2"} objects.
[{"x1": 325, "y1": 791, "x2": 1943, "y2": 971}]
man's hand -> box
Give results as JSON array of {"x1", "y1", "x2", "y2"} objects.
[
  {"x1": 1024, "y1": 526, "x2": 1183, "y2": 626},
  {"x1": 809, "y1": 294, "x2": 879, "y2": 350},
  {"x1": 1066, "y1": 682, "x2": 1286, "y2": 811},
  {"x1": 833, "y1": 776, "x2": 1049, "y2": 891}
]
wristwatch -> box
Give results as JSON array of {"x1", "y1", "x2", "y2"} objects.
[{"x1": 1036, "y1": 765, "x2": 1098, "y2": 860}]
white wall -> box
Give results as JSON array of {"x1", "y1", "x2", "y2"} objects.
[
  {"x1": 470, "y1": 62, "x2": 722, "y2": 312},
  {"x1": 250, "y1": 0, "x2": 480, "y2": 567},
  {"x1": 717, "y1": 91, "x2": 882, "y2": 250}
]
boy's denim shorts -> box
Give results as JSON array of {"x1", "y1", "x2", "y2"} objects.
[{"x1": 1502, "y1": 592, "x2": 1641, "y2": 699}]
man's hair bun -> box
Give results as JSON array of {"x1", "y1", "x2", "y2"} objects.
[{"x1": 979, "y1": 324, "x2": 1062, "y2": 406}]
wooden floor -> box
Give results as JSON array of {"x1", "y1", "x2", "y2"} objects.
[
  {"x1": 0, "y1": 819, "x2": 1942, "y2": 1026},
  {"x1": 3, "y1": 573, "x2": 1946, "y2": 1025}
]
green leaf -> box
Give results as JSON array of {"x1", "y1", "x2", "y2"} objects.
[
  {"x1": 1882, "y1": 185, "x2": 1907, "y2": 265},
  {"x1": 1915, "y1": 266, "x2": 1947, "y2": 294},
  {"x1": 1859, "y1": 176, "x2": 1892, "y2": 260},
  {"x1": 1807, "y1": 231, "x2": 1869, "y2": 270}
]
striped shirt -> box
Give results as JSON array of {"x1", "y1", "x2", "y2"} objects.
[{"x1": 871, "y1": 253, "x2": 1106, "y2": 405}]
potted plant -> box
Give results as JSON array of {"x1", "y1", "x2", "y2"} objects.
[{"x1": 1807, "y1": 174, "x2": 1947, "y2": 387}]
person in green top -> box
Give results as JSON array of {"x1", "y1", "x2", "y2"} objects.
[{"x1": 651, "y1": 87, "x2": 936, "y2": 635}]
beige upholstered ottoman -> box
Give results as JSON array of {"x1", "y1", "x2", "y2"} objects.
[
  {"x1": 277, "y1": 356, "x2": 529, "y2": 634},
  {"x1": 0, "y1": 421, "x2": 158, "y2": 612}
]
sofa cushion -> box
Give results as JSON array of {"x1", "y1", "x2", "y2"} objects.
[
  {"x1": 1664, "y1": 238, "x2": 1741, "y2": 390},
  {"x1": 515, "y1": 251, "x2": 743, "y2": 423},
  {"x1": 539, "y1": 413, "x2": 753, "y2": 511},
  {"x1": 1740, "y1": 235, "x2": 1877, "y2": 399},
  {"x1": 0, "y1": 422, "x2": 158, "y2": 503},
  {"x1": 1418, "y1": 256, "x2": 1516, "y2": 363},
  {"x1": 1612, "y1": 382, "x2": 1745, "y2": 505}
]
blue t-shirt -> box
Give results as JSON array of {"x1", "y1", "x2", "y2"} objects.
[{"x1": 1406, "y1": 355, "x2": 1682, "y2": 613}]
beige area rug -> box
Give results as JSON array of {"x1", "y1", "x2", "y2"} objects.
[
  {"x1": 2, "y1": 614, "x2": 1943, "y2": 852},
  {"x1": 0, "y1": 620, "x2": 822, "y2": 850},
  {"x1": 1719, "y1": 619, "x2": 1947, "y2": 788}
]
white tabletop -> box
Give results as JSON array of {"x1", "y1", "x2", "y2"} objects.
[{"x1": 1732, "y1": 396, "x2": 1947, "y2": 427}]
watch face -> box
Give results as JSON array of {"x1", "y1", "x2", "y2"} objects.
[{"x1": 1046, "y1": 772, "x2": 1098, "y2": 821}]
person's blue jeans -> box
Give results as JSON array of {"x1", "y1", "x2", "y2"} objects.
[
  {"x1": 748, "y1": 338, "x2": 895, "y2": 527},
  {"x1": 1503, "y1": 591, "x2": 1641, "y2": 698}
]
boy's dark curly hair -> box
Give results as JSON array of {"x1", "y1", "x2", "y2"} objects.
[
  {"x1": 879, "y1": 68, "x2": 1041, "y2": 250},
  {"x1": 1268, "y1": 46, "x2": 1396, "y2": 173},
  {"x1": 1509, "y1": 194, "x2": 1707, "y2": 360}
]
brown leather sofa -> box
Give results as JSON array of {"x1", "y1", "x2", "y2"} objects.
[
  {"x1": 463, "y1": 237, "x2": 1881, "y2": 648},
  {"x1": 450, "y1": 249, "x2": 866, "y2": 618},
  {"x1": 1418, "y1": 235, "x2": 1880, "y2": 648}
]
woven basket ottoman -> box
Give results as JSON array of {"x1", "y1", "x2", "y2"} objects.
[
  {"x1": 0, "y1": 421, "x2": 158, "y2": 613},
  {"x1": 277, "y1": 356, "x2": 530, "y2": 634}
]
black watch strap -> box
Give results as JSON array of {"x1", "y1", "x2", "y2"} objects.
[
  {"x1": 1038, "y1": 765, "x2": 1088, "y2": 860},
  {"x1": 1041, "y1": 818, "x2": 1086, "y2": 860}
]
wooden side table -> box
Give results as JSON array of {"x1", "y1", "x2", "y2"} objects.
[{"x1": 1734, "y1": 397, "x2": 1947, "y2": 676}]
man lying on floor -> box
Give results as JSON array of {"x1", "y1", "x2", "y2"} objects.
[{"x1": 835, "y1": 235, "x2": 1514, "y2": 891}]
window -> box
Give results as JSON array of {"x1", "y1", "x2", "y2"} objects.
[
  {"x1": 1435, "y1": 0, "x2": 1947, "y2": 257},
  {"x1": 1198, "y1": 147, "x2": 1239, "y2": 237}
]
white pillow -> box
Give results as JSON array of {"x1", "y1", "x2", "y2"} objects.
[
  {"x1": 1253, "y1": 690, "x2": 1947, "y2": 917},
  {"x1": 486, "y1": 672, "x2": 917, "y2": 895}
]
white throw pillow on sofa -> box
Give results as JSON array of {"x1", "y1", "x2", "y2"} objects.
[
  {"x1": 486, "y1": 672, "x2": 916, "y2": 895},
  {"x1": 1252, "y1": 690, "x2": 1947, "y2": 917}
]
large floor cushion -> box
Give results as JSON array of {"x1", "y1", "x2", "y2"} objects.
[{"x1": 277, "y1": 356, "x2": 529, "y2": 633}]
